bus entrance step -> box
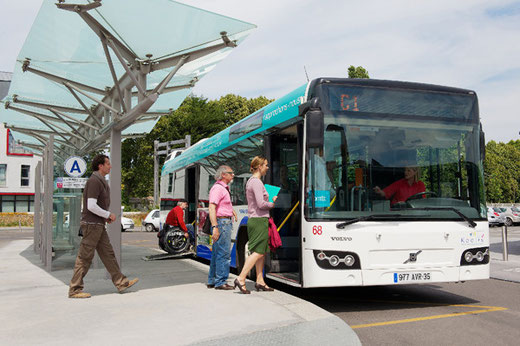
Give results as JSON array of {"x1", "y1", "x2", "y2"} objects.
[
  {"x1": 141, "y1": 252, "x2": 194, "y2": 261},
  {"x1": 269, "y1": 259, "x2": 299, "y2": 272}
]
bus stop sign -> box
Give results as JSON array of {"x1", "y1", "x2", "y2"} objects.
[{"x1": 64, "y1": 156, "x2": 87, "y2": 177}]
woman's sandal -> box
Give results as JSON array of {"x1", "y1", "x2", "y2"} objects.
[
  {"x1": 234, "y1": 278, "x2": 251, "y2": 294},
  {"x1": 255, "y1": 283, "x2": 274, "y2": 292}
]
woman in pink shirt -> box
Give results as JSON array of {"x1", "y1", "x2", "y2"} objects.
[
  {"x1": 234, "y1": 156, "x2": 277, "y2": 294},
  {"x1": 373, "y1": 166, "x2": 425, "y2": 206}
]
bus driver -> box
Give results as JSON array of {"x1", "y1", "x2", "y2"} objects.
[{"x1": 373, "y1": 166, "x2": 425, "y2": 206}]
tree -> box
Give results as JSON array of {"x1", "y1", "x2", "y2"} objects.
[
  {"x1": 347, "y1": 65, "x2": 370, "y2": 79},
  {"x1": 120, "y1": 94, "x2": 273, "y2": 204},
  {"x1": 484, "y1": 140, "x2": 520, "y2": 203}
]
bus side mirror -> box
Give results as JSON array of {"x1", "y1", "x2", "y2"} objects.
[{"x1": 306, "y1": 109, "x2": 324, "y2": 148}]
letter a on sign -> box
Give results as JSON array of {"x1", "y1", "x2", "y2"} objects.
[
  {"x1": 70, "y1": 160, "x2": 81, "y2": 174},
  {"x1": 64, "y1": 156, "x2": 87, "y2": 178}
]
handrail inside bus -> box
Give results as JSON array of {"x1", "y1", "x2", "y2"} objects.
[{"x1": 277, "y1": 201, "x2": 300, "y2": 231}]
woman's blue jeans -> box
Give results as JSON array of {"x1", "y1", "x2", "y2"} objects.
[{"x1": 207, "y1": 218, "x2": 232, "y2": 288}]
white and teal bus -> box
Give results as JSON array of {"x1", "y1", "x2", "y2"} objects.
[{"x1": 160, "y1": 78, "x2": 489, "y2": 287}]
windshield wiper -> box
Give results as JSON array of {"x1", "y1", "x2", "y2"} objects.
[
  {"x1": 336, "y1": 214, "x2": 402, "y2": 229},
  {"x1": 402, "y1": 207, "x2": 476, "y2": 228}
]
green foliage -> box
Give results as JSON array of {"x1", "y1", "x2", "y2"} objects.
[
  {"x1": 120, "y1": 94, "x2": 273, "y2": 203},
  {"x1": 347, "y1": 65, "x2": 370, "y2": 79},
  {"x1": 484, "y1": 140, "x2": 520, "y2": 203}
]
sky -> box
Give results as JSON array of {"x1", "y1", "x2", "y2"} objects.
[{"x1": 1, "y1": 0, "x2": 519, "y2": 143}]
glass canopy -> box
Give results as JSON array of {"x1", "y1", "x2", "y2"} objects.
[{"x1": 0, "y1": 0, "x2": 256, "y2": 159}]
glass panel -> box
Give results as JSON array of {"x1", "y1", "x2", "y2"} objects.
[
  {"x1": 0, "y1": 164, "x2": 6, "y2": 187},
  {"x1": 326, "y1": 85, "x2": 477, "y2": 121},
  {"x1": 168, "y1": 173, "x2": 173, "y2": 193},
  {"x1": 21, "y1": 165, "x2": 30, "y2": 187},
  {"x1": 16, "y1": 200, "x2": 29, "y2": 212},
  {"x1": 306, "y1": 92, "x2": 484, "y2": 221},
  {"x1": 3, "y1": 201, "x2": 15, "y2": 212},
  {"x1": 0, "y1": 0, "x2": 255, "y2": 146},
  {"x1": 229, "y1": 110, "x2": 264, "y2": 142},
  {"x1": 270, "y1": 125, "x2": 300, "y2": 236},
  {"x1": 200, "y1": 134, "x2": 264, "y2": 205}
]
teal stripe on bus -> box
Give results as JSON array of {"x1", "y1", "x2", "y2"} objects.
[{"x1": 162, "y1": 83, "x2": 308, "y2": 176}]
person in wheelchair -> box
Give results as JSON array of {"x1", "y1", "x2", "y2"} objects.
[
  {"x1": 373, "y1": 166, "x2": 425, "y2": 206},
  {"x1": 164, "y1": 199, "x2": 195, "y2": 249}
]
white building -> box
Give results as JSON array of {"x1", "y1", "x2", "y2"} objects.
[{"x1": 1, "y1": 72, "x2": 42, "y2": 212}]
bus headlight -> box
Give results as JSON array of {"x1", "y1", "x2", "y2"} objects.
[
  {"x1": 313, "y1": 250, "x2": 361, "y2": 270},
  {"x1": 344, "y1": 255, "x2": 355, "y2": 267},
  {"x1": 329, "y1": 255, "x2": 340, "y2": 267},
  {"x1": 460, "y1": 247, "x2": 489, "y2": 266}
]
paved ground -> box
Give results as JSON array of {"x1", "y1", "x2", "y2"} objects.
[
  {"x1": 0, "y1": 225, "x2": 518, "y2": 345},
  {"x1": 0, "y1": 236, "x2": 360, "y2": 346}
]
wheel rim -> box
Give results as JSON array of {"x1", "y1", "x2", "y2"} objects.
[
  {"x1": 145, "y1": 224, "x2": 153, "y2": 232},
  {"x1": 165, "y1": 230, "x2": 188, "y2": 253}
]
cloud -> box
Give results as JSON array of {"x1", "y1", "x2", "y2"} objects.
[
  {"x1": 2, "y1": 0, "x2": 519, "y2": 142},
  {"x1": 181, "y1": 0, "x2": 520, "y2": 142}
]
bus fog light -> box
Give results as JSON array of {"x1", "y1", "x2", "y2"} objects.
[
  {"x1": 329, "y1": 255, "x2": 340, "y2": 267},
  {"x1": 344, "y1": 255, "x2": 355, "y2": 266},
  {"x1": 464, "y1": 251, "x2": 473, "y2": 263},
  {"x1": 476, "y1": 251, "x2": 484, "y2": 262},
  {"x1": 317, "y1": 251, "x2": 326, "y2": 261}
]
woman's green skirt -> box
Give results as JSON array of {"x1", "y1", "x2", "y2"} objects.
[{"x1": 247, "y1": 217, "x2": 269, "y2": 254}]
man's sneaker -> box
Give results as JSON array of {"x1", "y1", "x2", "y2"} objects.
[
  {"x1": 69, "y1": 292, "x2": 91, "y2": 299},
  {"x1": 119, "y1": 278, "x2": 139, "y2": 293}
]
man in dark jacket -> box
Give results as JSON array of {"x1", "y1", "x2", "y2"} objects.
[{"x1": 68, "y1": 154, "x2": 138, "y2": 298}]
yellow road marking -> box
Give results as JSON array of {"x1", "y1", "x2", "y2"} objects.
[{"x1": 350, "y1": 304, "x2": 507, "y2": 329}]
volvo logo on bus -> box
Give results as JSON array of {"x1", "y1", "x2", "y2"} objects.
[{"x1": 404, "y1": 250, "x2": 422, "y2": 264}]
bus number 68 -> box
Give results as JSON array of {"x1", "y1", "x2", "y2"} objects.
[{"x1": 312, "y1": 225, "x2": 323, "y2": 235}]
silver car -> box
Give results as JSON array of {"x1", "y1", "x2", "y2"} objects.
[
  {"x1": 499, "y1": 207, "x2": 520, "y2": 227},
  {"x1": 487, "y1": 207, "x2": 506, "y2": 227}
]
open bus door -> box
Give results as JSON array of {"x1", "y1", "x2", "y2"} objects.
[
  {"x1": 185, "y1": 166, "x2": 199, "y2": 248},
  {"x1": 264, "y1": 123, "x2": 303, "y2": 286}
]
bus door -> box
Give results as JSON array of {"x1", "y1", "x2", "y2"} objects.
[
  {"x1": 265, "y1": 123, "x2": 303, "y2": 285},
  {"x1": 185, "y1": 166, "x2": 198, "y2": 242}
]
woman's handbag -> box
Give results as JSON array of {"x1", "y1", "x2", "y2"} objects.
[{"x1": 268, "y1": 217, "x2": 282, "y2": 252}]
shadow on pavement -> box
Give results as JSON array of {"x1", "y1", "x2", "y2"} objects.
[
  {"x1": 19, "y1": 243, "x2": 209, "y2": 297},
  {"x1": 271, "y1": 282, "x2": 481, "y2": 314},
  {"x1": 490, "y1": 239, "x2": 520, "y2": 256}
]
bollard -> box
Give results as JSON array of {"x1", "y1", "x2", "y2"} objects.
[{"x1": 502, "y1": 225, "x2": 508, "y2": 261}]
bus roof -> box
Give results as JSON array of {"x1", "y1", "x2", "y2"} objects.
[
  {"x1": 162, "y1": 83, "x2": 308, "y2": 176},
  {"x1": 309, "y1": 78, "x2": 476, "y2": 96},
  {"x1": 161, "y1": 78, "x2": 477, "y2": 176}
]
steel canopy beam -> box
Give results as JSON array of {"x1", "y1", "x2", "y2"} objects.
[
  {"x1": 57, "y1": 2, "x2": 138, "y2": 64},
  {"x1": 22, "y1": 60, "x2": 106, "y2": 95},
  {"x1": 11, "y1": 96, "x2": 88, "y2": 114}
]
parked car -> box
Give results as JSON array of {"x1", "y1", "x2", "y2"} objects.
[
  {"x1": 499, "y1": 206, "x2": 520, "y2": 227},
  {"x1": 487, "y1": 207, "x2": 506, "y2": 227},
  {"x1": 143, "y1": 209, "x2": 160, "y2": 232},
  {"x1": 65, "y1": 214, "x2": 135, "y2": 232},
  {"x1": 121, "y1": 216, "x2": 135, "y2": 232}
]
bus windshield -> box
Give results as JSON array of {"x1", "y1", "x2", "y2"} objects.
[{"x1": 305, "y1": 83, "x2": 486, "y2": 221}]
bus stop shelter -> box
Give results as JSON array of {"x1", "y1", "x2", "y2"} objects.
[{"x1": 0, "y1": 0, "x2": 255, "y2": 271}]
